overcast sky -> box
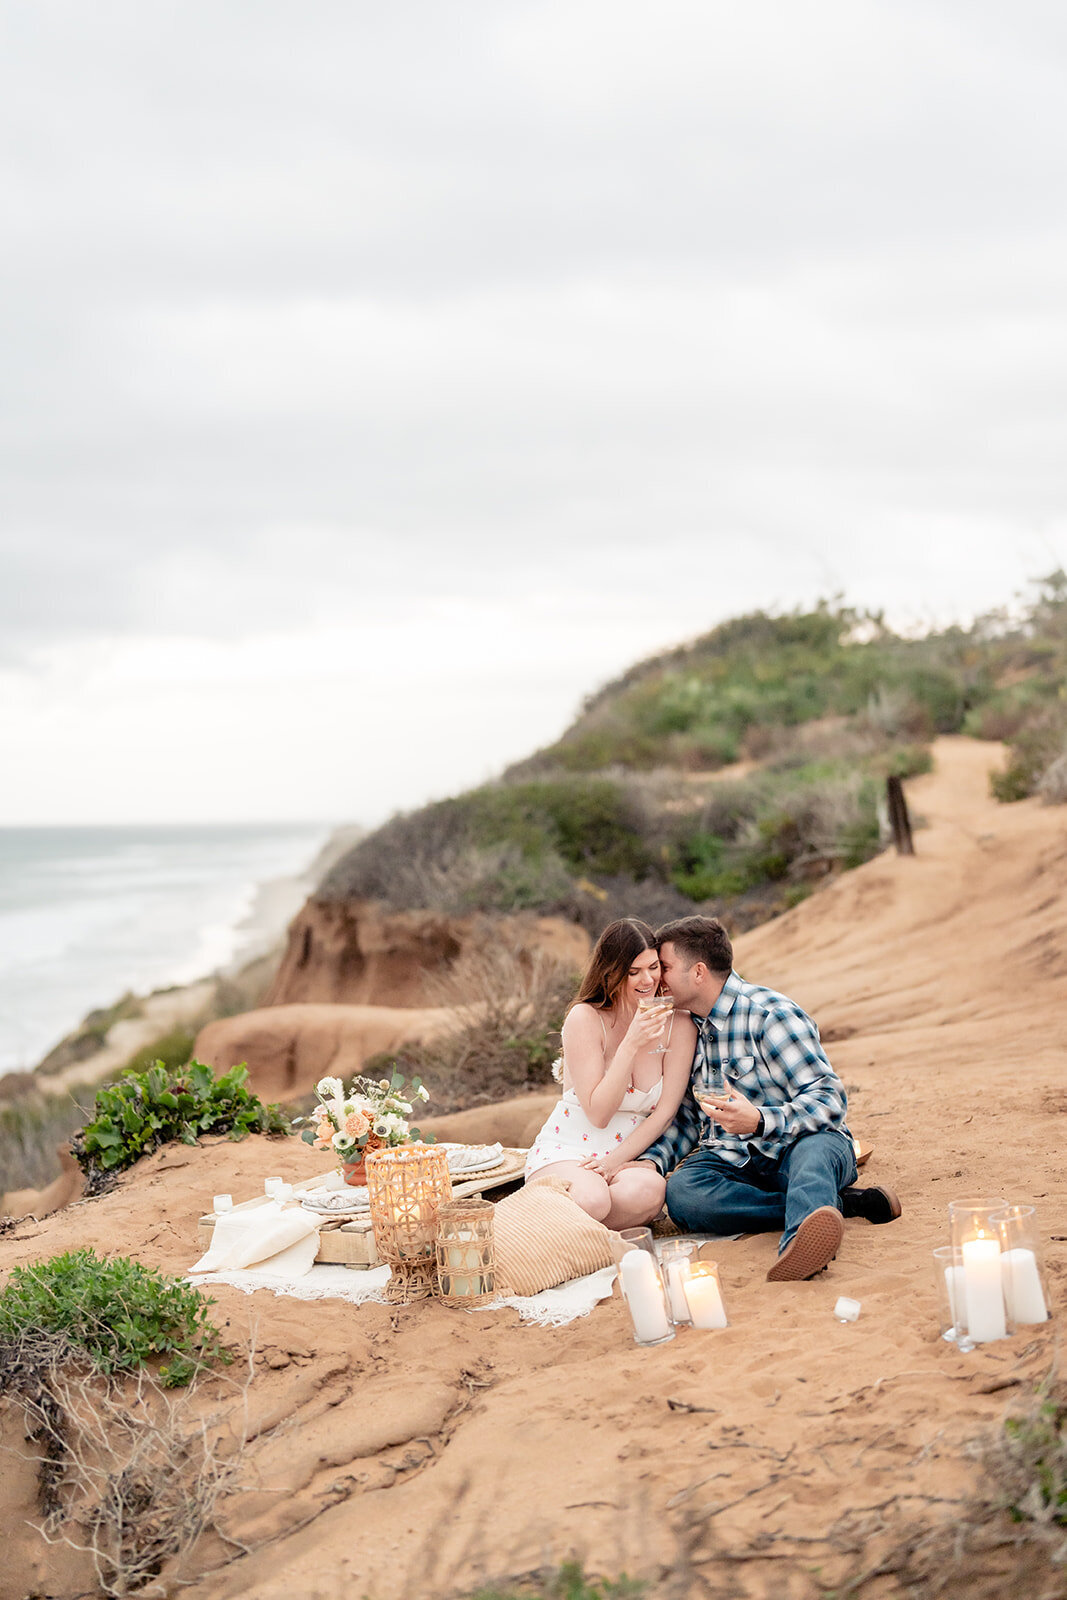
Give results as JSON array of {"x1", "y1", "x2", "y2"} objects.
[{"x1": 3, "y1": 1, "x2": 1066, "y2": 825}]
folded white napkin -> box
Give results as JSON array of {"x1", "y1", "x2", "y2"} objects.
[{"x1": 190, "y1": 1200, "x2": 323, "y2": 1279}]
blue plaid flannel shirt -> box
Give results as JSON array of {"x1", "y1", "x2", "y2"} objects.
[{"x1": 642, "y1": 971, "x2": 851, "y2": 1174}]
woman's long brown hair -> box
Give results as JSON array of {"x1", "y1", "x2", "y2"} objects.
[{"x1": 571, "y1": 918, "x2": 657, "y2": 1014}]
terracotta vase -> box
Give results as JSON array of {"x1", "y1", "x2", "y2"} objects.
[{"x1": 340, "y1": 1135, "x2": 383, "y2": 1187}]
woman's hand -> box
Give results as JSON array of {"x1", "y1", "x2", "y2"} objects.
[
  {"x1": 619, "y1": 1004, "x2": 669, "y2": 1054},
  {"x1": 579, "y1": 1150, "x2": 625, "y2": 1181}
]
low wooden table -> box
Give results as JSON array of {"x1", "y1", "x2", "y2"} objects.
[{"x1": 197, "y1": 1148, "x2": 528, "y2": 1269}]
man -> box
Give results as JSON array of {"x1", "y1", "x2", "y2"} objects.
[{"x1": 639, "y1": 915, "x2": 900, "y2": 1281}]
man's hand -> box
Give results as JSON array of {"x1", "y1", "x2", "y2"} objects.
[{"x1": 697, "y1": 1081, "x2": 763, "y2": 1137}]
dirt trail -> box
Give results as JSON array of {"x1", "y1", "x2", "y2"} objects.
[{"x1": 1, "y1": 737, "x2": 1064, "y2": 1600}]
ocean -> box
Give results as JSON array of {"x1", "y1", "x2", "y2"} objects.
[{"x1": 0, "y1": 823, "x2": 335, "y2": 1077}]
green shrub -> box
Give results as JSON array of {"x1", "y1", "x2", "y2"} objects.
[
  {"x1": 1002, "y1": 1393, "x2": 1067, "y2": 1527},
  {"x1": 991, "y1": 763, "x2": 1034, "y2": 803},
  {"x1": 71, "y1": 1059, "x2": 289, "y2": 1181},
  {"x1": 0, "y1": 1249, "x2": 228, "y2": 1386},
  {"x1": 992, "y1": 705, "x2": 1067, "y2": 802},
  {"x1": 465, "y1": 1562, "x2": 644, "y2": 1599},
  {"x1": 122, "y1": 1027, "x2": 196, "y2": 1076},
  {"x1": 875, "y1": 743, "x2": 934, "y2": 780},
  {"x1": 669, "y1": 769, "x2": 881, "y2": 901},
  {"x1": 0, "y1": 1084, "x2": 98, "y2": 1192}
]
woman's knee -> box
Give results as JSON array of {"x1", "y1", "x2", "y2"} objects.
[
  {"x1": 613, "y1": 1167, "x2": 666, "y2": 1213},
  {"x1": 561, "y1": 1172, "x2": 613, "y2": 1221}
]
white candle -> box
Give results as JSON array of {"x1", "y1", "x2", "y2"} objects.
[
  {"x1": 264, "y1": 1177, "x2": 283, "y2": 1197},
  {"x1": 444, "y1": 1243, "x2": 483, "y2": 1297},
  {"x1": 665, "y1": 1259, "x2": 693, "y2": 1323},
  {"x1": 833, "y1": 1296, "x2": 861, "y2": 1323},
  {"x1": 944, "y1": 1263, "x2": 967, "y2": 1330},
  {"x1": 961, "y1": 1236, "x2": 1007, "y2": 1342},
  {"x1": 1000, "y1": 1248, "x2": 1049, "y2": 1324},
  {"x1": 213, "y1": 1194, "x2": 233, "y2": 1213},
  {"x1": 683, "y1": 1267, "x2": 728, "y2": 1330},
  {"x1": 619, "y1": 1249, "x2": 673, "y2": 1344}
]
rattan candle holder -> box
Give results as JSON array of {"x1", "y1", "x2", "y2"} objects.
[
  {"x1": 366, "y1": 1143, "x2": 453, "y2": 1303},
  {"x1": 435, "y1": 1199, "x2": 495, "y2": 1307}
]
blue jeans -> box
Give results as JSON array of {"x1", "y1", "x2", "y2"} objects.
[{"x1": 665, "y1": 1131, "x2": 858, "y2": 1252}]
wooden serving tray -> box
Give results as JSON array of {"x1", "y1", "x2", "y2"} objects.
[{"x1": 196, "y1": 1147, "x2": 529, "y2": 1270}]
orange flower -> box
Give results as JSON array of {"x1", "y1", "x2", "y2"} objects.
[{"x1": 344, "y1": 1109, "x2": 370, "y2": 1139}]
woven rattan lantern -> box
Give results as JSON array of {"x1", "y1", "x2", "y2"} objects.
[
  {"x1": 366, "y1": 1143, "x2": 453, "y2": 1303},
  {"x1": 435, "y1": 1199, "x2": 495, "y2": 1307}
]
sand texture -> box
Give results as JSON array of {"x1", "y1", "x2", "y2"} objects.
[{"x1": 1, "y1": 738, "x2": 1064, "y2": 1599}]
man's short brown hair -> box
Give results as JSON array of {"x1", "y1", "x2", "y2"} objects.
[{"x1": 655, "y1": 916, "x2": 734, "y2": 976}]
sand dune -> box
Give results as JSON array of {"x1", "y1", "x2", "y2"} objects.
[{"x1": 1, "y1": 737, "x2": 1064, "y2": 1600}]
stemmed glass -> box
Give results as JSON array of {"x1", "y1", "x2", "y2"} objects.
[
  {"x1": 638, "y1": 993, "x2": 674, "y2": 1053},
  {"x1": 694, "y1": 1062, "x2": 726, "y2": 1137}
]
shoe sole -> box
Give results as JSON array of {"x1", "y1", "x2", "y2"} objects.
[{"x1": 767, "y1": 1206, "x2": 845, "y2": 1281}]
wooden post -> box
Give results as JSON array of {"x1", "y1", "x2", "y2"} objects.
[{"x1": 886, "y1": 775, "x2": 914, "y2": 856}]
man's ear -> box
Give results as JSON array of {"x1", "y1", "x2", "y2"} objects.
[{"x1": 691, "y1": 961, "x2": 707, "y2": 983}]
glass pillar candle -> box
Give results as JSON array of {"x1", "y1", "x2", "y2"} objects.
[
  {"x1": 682, "y1": 1261, "x2": 729, "y2": 1329},
  {"x1": 657, "y1": 1239, "x2": 699, "y2": 1324},
  {"x1": 619, "y1": 1246, "x2": 674, "y2": 1346},
  {"x1": 618, "y1": 1226, "x2": 657, "y2": 1258},
  {"x1": 367, "y1": 1143, "x2": 453, "y2": 1303},
  {"x1": 992, "y1": 1205, "x2": 1051, "y2": 1325},
  {"x1": 212, "y1": 1194, "x2": 234, "y2": 1214},
  {"x1": 933, "y1": 1245, "x2": 966, "y2": 1343},
  {"x1": 435, "y1": 1199, "x2": 495, "y2": 1307},
  {"x1": 948, "y1": 1197, "x2": 1012, "y2": 1345}
]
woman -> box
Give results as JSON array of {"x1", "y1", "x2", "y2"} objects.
[{"x1": 524, "y1": 918, "x2": 696, "y2": 1230}]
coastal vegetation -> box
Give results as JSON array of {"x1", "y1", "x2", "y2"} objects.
[
  {"x1": 0, "y1": 1259, "x2": 235, "y2": 1595},
  {"x1": 320, "y1": 574, "x2": 1067, "y2": 938},
  {"x1": 369, "y1": 929, "x2": 577, "y2": 1113},
  {"x1": 0, "y1": 1249, "x2": 228, "y2": 1386},
  {"x1": 0, "y1": 1081, "x2": 98, "y2": 1190},
  {"x1": 71, "y1": 1060, "x2": 289, "y2": 1193}
]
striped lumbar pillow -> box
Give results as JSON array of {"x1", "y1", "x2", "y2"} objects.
[{"x1": 492, "y1": 1176, "x2": 619, "y2": 1296}]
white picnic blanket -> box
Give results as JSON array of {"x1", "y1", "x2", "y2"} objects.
[
  {"x1": 186, "y1": 1259, "x2": 620, "y2": 1328},
  {"x1": 190, "y1": 1200, "x2": 322, "y2": 1278}
]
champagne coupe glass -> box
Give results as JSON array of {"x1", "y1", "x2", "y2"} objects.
[{"x1": 638, "y1": 992, "x2": 674, "y2": 1054}]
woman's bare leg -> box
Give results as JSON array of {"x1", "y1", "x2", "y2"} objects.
[
  {"x1": 603, "y1": 1165, "x2": 667, "y2": 1230},
  {"x1": 526, "y1": 1161, "x2": 612, "y2": 1221}
]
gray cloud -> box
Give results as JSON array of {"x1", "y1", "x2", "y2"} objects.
[{"x1": 2, "y1": 0, "x2": 1067, "y2": 669}]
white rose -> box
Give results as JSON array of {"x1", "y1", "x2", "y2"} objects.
[{"x1": 416, "y1": 1085, "x2": 430, "y2": 1102}]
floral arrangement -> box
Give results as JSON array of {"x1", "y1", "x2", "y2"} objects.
[{"x1": 299, "y1": 1068, "x2": 431, "y2": 1164}]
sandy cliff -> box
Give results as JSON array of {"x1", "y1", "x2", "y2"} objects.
[
  {"x1": 265, "y1": 902, "x2": 589, "y2": 1008},
  {"x1": 1, "y1": 738, "x2": 1065, "y2": 1600}
]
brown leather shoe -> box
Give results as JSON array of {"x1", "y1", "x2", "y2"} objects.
[{"x1": 766, "y1": 1206, "x2": 845, "y2": 1281}]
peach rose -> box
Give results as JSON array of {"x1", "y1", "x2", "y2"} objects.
[{"x1": 344, "y1": 1109, "x2": 370, "y2": 1139}]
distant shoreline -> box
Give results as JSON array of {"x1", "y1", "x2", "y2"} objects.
[{"x1": 2, "y1": 822, "x2": 361, "y2": 1088}]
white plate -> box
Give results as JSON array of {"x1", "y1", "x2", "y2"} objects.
[
  {"x1": 441, "y1": 1142, "x2": 505, "y2": 1175},
  {"x1": 300, "y1": 1188, "x2": 369, "y2": 1214}
]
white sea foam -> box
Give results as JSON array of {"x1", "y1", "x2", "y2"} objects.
[{"x1": 0, "y1": 823, "x2": 338, "y2": 1076}]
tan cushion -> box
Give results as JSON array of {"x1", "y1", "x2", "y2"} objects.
[{"x1": 492, "y1": 1177, "x2": 619, "y2": 1296}]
